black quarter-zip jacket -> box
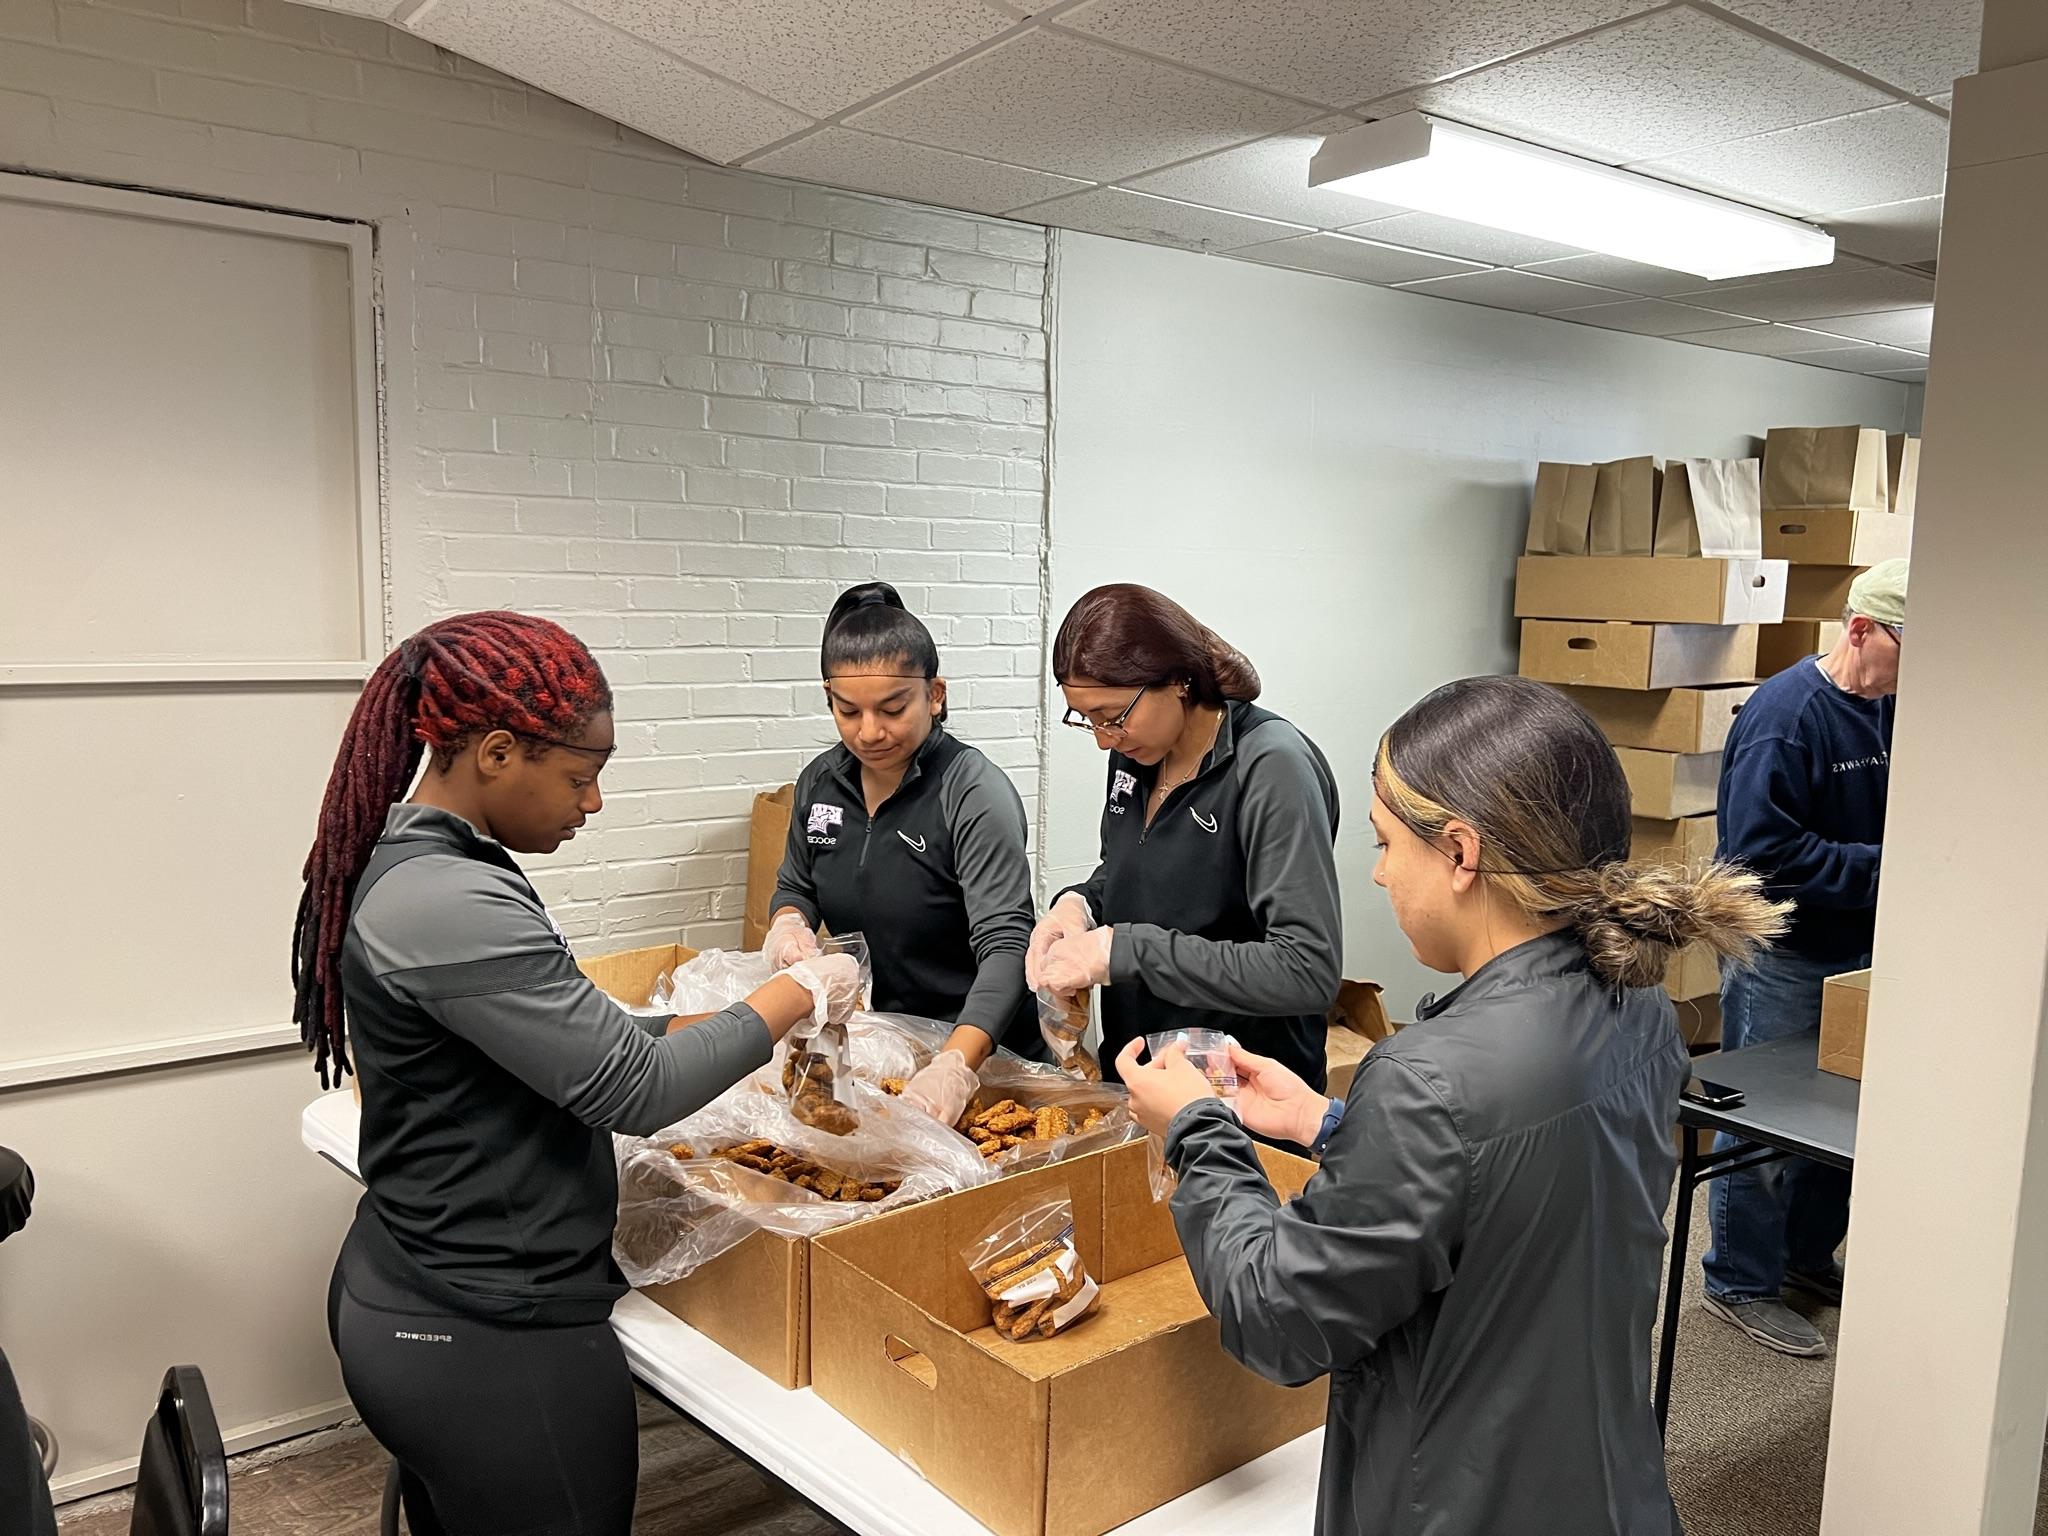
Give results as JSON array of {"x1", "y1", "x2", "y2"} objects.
[
  {"x1": 1061, "y1": 700, "x2": 1342, "y2": 1089},
  {"x1": 772, "y1": 724, "x2": 1038, "y2": 1053}
]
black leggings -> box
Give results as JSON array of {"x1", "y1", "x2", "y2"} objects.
[{"x1": 327, "y1": 1257, "x2": 637, "y2": 1536}]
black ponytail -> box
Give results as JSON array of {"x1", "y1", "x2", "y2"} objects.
[{"x1": 821, "y1": 582, "x2": 945, "y2": 721}]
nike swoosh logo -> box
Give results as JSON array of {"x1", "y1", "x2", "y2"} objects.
[
  {"x1": 898, "y1": 832, "x2": 927, "y2": 854},
  {"x1": 1191, "y1": 811, "x2": 1218, "y2": 834}
]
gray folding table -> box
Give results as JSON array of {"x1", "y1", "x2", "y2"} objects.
[{"x1": 1654, "y1": 1034, "x2": 1861, "y2": 1433}]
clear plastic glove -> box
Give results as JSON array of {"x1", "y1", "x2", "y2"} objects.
[
  {"x1": 1226, "y1": 1040, "x2": 1330, "y2": 1147},
  {"x1": 1036, "y1": 926, "x2": 1113, "y2": 999},
  {"x1": 1025, "y1": 894, "x2": 1094, "y2": 992},
  {"x1": 900, "y1": 1049, "x2": 979, "y2": 1127},
  {"x1": 763, "y1": 910, "x2": 822, "y2": 971},
  {"x1": 783, "y1": 952, "x2": 862, "y2": 1033}
]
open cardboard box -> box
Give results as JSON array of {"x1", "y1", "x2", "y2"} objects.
[
  {"x1": 810, "y1": 1140, "x2": 1326, "y2": 1536},
  {"x1": 1513, "y1": 555, "x2": 1786, "y2": 626},
  {"x1": 1327, "y1": 978, "x2": 1392, "y2": 1100},
  {"x1": 1818, "y1": 968, "x2": 1871, "y2": 1080},
  {"x1": 1563, "y1": 684, "x2": 1752, "y2": 755},
  {"x1": 1520, "y1": 621, "x2": 1758, "y2": 691},
  {"x1": 1782, "y1": 564, "x2": 1863, "y2": 622}
]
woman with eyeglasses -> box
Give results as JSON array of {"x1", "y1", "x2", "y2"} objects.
[
  {"x1": 1027, "y1": 584, "x2": 1342, "y2": 1125},
  {"x1": 764, "y1": 582, "x2": 1041, "y2": 1127}
]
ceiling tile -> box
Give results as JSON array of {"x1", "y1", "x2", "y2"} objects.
[
  {"x1": 1798, "y1": 305, "x2": 1934, "y2": 348},
  {"x1": 1873, "y1": 366, "x2": 1928, "y2": 382},
  {"x1": 569, "y1": 0, "x2": 1016, "y2": 118},
  {"x1": 1640, "y1": 103, "x2": 1950, "y2": 216},
  {"x1": 1548, "y1": 297, "x2": 1762, "y2": 336},
  {"x1": 411, "y1": 0, "x2": 814, "y2": 163},
  {"x1": 1826, "y1": 194, "x2": 1942, "y2": 263},
  {"x1": 1233, "y1": 231, "x2": 1486, "y2": 285},
  {"x1": 1513, "y1": 251, "x2": 1712, "y2": 296},
  {"x1": 1406, "y1": 7, "x2": 1891, "y2": 165},
  {"x1": 1712, "y1": 0, "x2": 1980, "y2": 99},
  {"x1": 1122, "y1": 119, "x2": 1408, "y2": 229},
  {"x1": 1059, "y1": 0, "x2": 1654, "y2": 110},
  {"x1": 1338, "y1": 209, "x2": 1582, "y2": 265},
  {"x1": 845, "y1": 27, "x2": 1311, "y2": 183},
  {"x1": 1664, "y1": 322, "x2": 1870, "y2": 356},
  {"x1": 746, "y1": 128, "x2": 1090, "y2": 215},
  {"x1": 1393, "y1": 267, "x2": 1637, "y2": 313},
  {"x1": 1015, "y1": 187, "x2": 1309, "y2": 251},
  {"x1": 1778, "y1": 342, "x2": 1929, "y2": 374},
  {"x1": 1673, "y1": 263, "x2": 1934, "y2": 321}
]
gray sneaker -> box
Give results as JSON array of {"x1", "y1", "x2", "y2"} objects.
[{"x1": 1701, "y1": 1294, "x2": 1829, "y2": 1357}]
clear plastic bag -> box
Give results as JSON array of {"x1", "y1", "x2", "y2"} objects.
[
  {"x1": 956, "y1": 1055, "x2": 1138, "y2": 1174},
  {"x1": 1138, "y1": 1030, "x2": 1240, "y2": 1202},
  {"x1": 785, "y1": 1017, "x2": 861, "y2": 1135},
  {"x1": 613, "y1": 1067, "x2": 990, "y2": 1288},
  {"x1": 1036, "y1": 988, "x2": 1102, "y2": 1082},
  {"x1": 961, "y1": 1190, "x2": 1099, "y2": 1342}
]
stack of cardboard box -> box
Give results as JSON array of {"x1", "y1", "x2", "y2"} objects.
[
  {"x1": 1514, "y1": 456, "x2": 1786, "y2": 1028},
  {"x1": 1755, "y1": 427, "x2": 1917, "y2": 677}
]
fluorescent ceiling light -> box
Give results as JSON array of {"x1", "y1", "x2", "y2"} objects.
[{"x1": 1310, "y1": 113, "x2": 1833, "y2": 282}]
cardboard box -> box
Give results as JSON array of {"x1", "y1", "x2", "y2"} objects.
[
  {"x1": 743, "y1": 784, "x2": 795, "y2": 951},
  {"x1": 1756, "y1": 621, "x2": 1844, "y2": 679},
  {"x1": 1818, "y1": 968, "x2": 1871, "y2": 1080},
  {"x1": 810, "y1": 1143, "x2": 1326, "y2": 1536},
  {"x1": 1632, "y1": 814, "x2": 1718, "y2": 868},
  {"x1": 1564, "y1": 684, "x2": 1753, "y2": 754},
  {"x1": 1616, "y1": 748, "x2": 1719, "y2": 820},
  {"x1": 1762, "y1": 426, "x2": 1889, "y2": 512},
  {"x1": 581, "y1": 940, "x2": 819, "y2": 1388},
  {"x1": 1887, "y1": 434, "x2": 1919, "y2": 519},
  {"x1": 1520, "y1": 621, "x2": 1759, "y2": 691},
  {"x1": 1763, "y1": 507, "x2": 1912, "y2": 566},
  {"x1": 1665, "y1": 942, "x2": 1720, "y2": 1003},
  {"x1": 1326, "y1": 979, "x2": 1392, "y2": 1100},
  {"x1": 1673, "y1": 993, "x2": 1722, "y2": 1052},
  {"x1": 1782, "y1": 564, "x2": 1863, "y2": 622},
  {"x1": 1514, "y1": 556, "x2": 1786, "y2": 625}
]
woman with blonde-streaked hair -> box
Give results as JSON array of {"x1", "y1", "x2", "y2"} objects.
[{"x1": 1119, "y1": 674, "x2": 1789, "y2": 1536}]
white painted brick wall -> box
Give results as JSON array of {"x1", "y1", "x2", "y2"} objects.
[{"x1": 0, "y1": 0, "x2": 1050, "y2": 952}]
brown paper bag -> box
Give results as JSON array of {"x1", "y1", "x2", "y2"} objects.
[
  {"x1": 742, "y1": 783, "x2": 795, "y2": 950},
  {"x1": 1761, "y1": 426, "x2": 1889, "y2": 512},
  {"x1": 1887, "y1": 434, "x2": 1919, "y2": 519},
  {"x1": 1655, "y1": 458, "x2": 1762, "y2": 558},
  {"x1": 1525, "y1": 461, "x2": 1598, "y2": 555},
  {"x1": 1590, "y1": 456, "x2": 1661, "y2": 556}
]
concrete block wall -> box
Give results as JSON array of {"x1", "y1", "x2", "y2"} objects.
[{"x1": 0, "y1": 0, "x2": 1051, "y2": 951}]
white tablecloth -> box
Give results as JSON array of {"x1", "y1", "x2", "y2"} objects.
[{"x1": 300, "y1": 1091, "x2": 1321, "y2": 1535}]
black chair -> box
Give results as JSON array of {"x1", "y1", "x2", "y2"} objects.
[{"x1": 129, "y1": 1366, "x2": 228, "y2": 1536}]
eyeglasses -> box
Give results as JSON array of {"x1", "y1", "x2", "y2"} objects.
[
  {"x1": 1061, "y1": 685, "x2": 1149, "y2": 739},
  {"x1": 1879, "y1": 623, "x2": 1903, "y2": 647}
]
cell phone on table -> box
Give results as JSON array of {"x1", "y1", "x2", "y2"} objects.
[{"x1": 1681, "y1": 1076, "x2": 1745, "y2": 1110}]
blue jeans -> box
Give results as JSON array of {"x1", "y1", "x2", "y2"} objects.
[{"x1": 1700, "y1": 945, "x2": 1866, "y2": 1302}]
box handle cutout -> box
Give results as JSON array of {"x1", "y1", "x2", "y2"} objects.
[
  {"x1": 885, "y1": 1336, "x2": 938, "y2": 1389},
  {"x1": 1750, "y1": 575, "x2": 1767, "y2": 588},
  {"x1": 1567, "y1": 637, "x2": 1597, "y2": 651},
  {"x1": 1778, "y1": 522, "x2": 1808, "y2": 535}
]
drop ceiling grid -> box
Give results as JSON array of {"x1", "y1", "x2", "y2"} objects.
[{"x1": 307, "y1": 0, "x2": 1955, "y2": 376}]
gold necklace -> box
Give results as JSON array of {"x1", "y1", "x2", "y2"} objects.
[{"x1": 1149, "y1": 707, "x2": 1222, "y2": 810}]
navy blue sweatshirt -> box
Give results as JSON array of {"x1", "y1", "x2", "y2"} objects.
[{"x1": 1716, "y1": 656, "x2": 1893, "y2": 962}]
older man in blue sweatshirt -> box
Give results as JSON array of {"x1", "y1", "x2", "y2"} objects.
[{"x1": 1701, "y1": 558, "x2": 1907, "y2": 1358}]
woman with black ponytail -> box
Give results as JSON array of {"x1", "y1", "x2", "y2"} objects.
[
  {"x1": 1120, "y1": 676, "x2": 1789, "y2": 1536},
  {"x1": 294, "y1": 611, "x2": 860, "y2": 1536},
  {"x1": 765, "y1": 582, "x2": 1039, "y2": 1125}
]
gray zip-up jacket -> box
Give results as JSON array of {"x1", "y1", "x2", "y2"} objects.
[
  {"x1": 1165, "y1": 931, "x2": 1688, "y2": 1536},
  {"x1": 339, "y1": 803, "x2": 772, "y2": 1325}
]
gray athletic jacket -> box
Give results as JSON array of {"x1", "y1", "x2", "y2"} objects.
[
  {"x1": 1165, "y1": 931, "x2": 1688, "y2": 1536},
  {"x1": 339, "y1": 803, "x2": 772, "y2": 1325}
]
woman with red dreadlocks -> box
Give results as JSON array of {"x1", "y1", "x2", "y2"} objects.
[{"x1": 292, "y1": 611, "x2": 861, "y2": 1536}]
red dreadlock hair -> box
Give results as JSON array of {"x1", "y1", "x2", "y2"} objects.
[{"x1": 291, "y1": 611, "x2": 613, "y2": 1086}]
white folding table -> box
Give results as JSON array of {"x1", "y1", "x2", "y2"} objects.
[{"x1": 300, "y1": 1092, "x2": 1322, "y2": 1535}]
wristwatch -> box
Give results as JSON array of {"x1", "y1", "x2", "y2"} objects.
[{"x1": 1310, "y1": 1098, "x2": 1346, "y2": 1158}]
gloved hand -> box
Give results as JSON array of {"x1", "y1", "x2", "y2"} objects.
[
  {"x1": 900, "y1": 1049, "x2": 979, "y2": 1127},
  {"x1": 763, "y1": 910, "x2": 823, "y2": 971},
  {"x1": 1035, "y1": 926, "x2": 1114, "y2": 999},
  {"x1": 1025, "y1": 894, "x2": 1094, "y2": 992},
  {"x1": 783, "y1": 953, "x2": 862, "y2": 1033}
]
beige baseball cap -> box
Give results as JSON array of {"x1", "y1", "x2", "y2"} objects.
[{"x1": 1848, "y1": 558, "x2": 1908, "y2": 627}]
